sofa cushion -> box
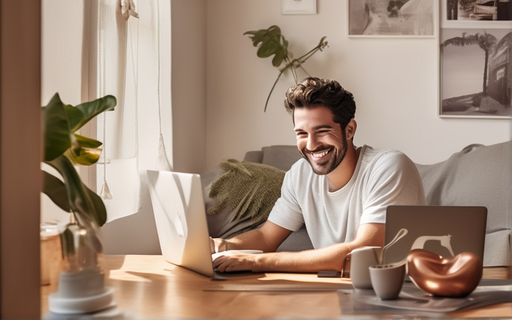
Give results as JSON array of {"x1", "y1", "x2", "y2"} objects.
[
  {"x1": 202, "y1": 159, "x2": 285, "y2": 239},
  {"x1": 415, "y1": 141, "x2": 511, "y2": 267},
  {"x1": 261, "y1": 145, "x2": 302, "y2": 171}
]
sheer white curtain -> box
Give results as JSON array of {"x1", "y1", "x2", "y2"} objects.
[{"x1": 93, "y1": 0, "x2": 172, "y2": 223}]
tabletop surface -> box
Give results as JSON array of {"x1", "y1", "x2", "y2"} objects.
[{"x1": 41, "y1": 255, "x2": 512, "y2": 319}]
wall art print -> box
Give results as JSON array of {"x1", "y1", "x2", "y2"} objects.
[
  {"x1": 440, "y1": 0, "x2": 512, "y2": 118},
  {"x1": 348, "y1": 0, "x2": 436, "y2": 37}
]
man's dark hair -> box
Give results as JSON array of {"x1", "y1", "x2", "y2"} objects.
[{"x1": 284, "y1": 77, "x2": 356, "y2": 129}]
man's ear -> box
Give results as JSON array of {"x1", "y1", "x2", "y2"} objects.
[{"x1": 345, "y1": 119, "x2": 357, "y2": 140}]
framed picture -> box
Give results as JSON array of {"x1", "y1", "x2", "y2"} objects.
[
  {"x1": 348, "y1": 0, "x2": 437, "y2": 37},
  {"x1": 281, "y1": 0, "x2": 317, "y2": 15},
  {"x1": 439, "y1": 0, "x2": 512, "y2": 119}
]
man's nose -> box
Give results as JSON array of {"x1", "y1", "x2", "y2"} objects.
[{"x1": 307, "y1": 135, "x2": 320, "y2": 151}]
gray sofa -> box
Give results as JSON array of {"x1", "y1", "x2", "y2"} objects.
[
  {"x1": 245, "y1": 142, "x2": 512, "y2": 267},
  {"x1": 203, "y1": 141, "x2": 511, "y2": 267}
]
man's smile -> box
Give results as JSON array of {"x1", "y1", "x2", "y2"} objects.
[
  {"x1": 311, "y1": 149, "x2": 330, "y2": 158},
  {"x1": 306, "y1": 148, "x2": 333, "y2": 162}
]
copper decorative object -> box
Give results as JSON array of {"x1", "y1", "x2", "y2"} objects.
[{"x1": 407, "y1": 249, "x2": 482, "y2": 297}]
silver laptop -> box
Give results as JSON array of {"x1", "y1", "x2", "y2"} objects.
[
  {"x1": 384, "y1": 205, "x2": 487, "y2": 265},
  {"x1": 146, "y1": 170, "x2": 261, "y2": 280},
  {"x1": 146, "y1": 170, "x2": 216, "y2": 278}
]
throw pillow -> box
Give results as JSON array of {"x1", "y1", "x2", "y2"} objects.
[{"x1": 206, "y1": 159, "x2": 285, "y2": 237}]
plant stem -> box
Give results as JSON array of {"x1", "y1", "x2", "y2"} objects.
[
  {"x1": 263, "y1": 37, "x2": 328, "y2": 112},
  {"x1": 264, "y1": 70, "x2": 285, "y2": 112}
]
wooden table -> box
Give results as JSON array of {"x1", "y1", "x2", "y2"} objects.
[{"x1": 41, "y1": 255, "x2": 512, "y2": 319}]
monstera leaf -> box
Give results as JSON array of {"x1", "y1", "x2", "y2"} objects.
[
  {"x1": 244, "y1": 25, "x2": 289, "y2": 67},
  {"x1": 244, "y1": 25, "x2": 328, "y2": 111}
]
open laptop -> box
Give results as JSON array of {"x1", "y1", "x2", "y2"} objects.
[
  {"x1": 384, "y1": 205, "x2": 487, "y2": 265},
  {"x1": 146, "y1": 170, "x2": 261, "y2": 280}
]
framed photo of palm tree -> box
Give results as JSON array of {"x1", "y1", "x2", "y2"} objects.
[{"x1": 439, "y1": 0, "x2": 512, "y2": 118}]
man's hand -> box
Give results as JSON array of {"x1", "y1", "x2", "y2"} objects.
[
  {"x1": 212, "y1": 253, "x2": 262, "y2": 273},
  {"x1": 210, "y1": 237, "x2": 229, "y2": 253}
]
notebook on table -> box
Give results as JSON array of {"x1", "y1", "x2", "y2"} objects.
[
  {"x1": 146, "y1": 170, "x2": 261, "y2": 280},
  {"x1": 384, "y1": 205, "x2": 487, "y2": 265}
]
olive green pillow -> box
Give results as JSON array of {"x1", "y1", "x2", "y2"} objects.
[{"x1": 206, "y1": 159, "x2": 285, "y2": 236}]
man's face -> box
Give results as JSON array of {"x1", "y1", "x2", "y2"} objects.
[{"x1": 293, "y1": 106, "x2": 347, "y2": 175}]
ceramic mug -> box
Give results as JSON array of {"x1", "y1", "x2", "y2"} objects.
[
  {"x1": 342, "y1": 246, "x2": 382, "y2": 289},
  {"x1": 369, "y1": 263, "x2": 406, "y2": 300}
]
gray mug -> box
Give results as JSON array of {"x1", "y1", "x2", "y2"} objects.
[{"x1": 342, "y1": 246, "x2": 382, "y2": 289}]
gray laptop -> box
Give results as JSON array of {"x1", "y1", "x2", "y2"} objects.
[{"x1": 384, "y1": 205, "x2": 487, "y2": 265}]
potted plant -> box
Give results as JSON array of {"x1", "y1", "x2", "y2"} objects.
[
  {"x1": 42, "y1": 93, "x2": 116, "y2": 229},
  {"x1": 243, "y1": 25, "x2": 328, "y2": 111},
  {"x1": 42, "y1": 93, "x2": 118, "y2": 314}
]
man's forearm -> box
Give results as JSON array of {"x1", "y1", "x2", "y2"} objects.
[
  {"x1": 253, "y1": 223, "x2": 385, "y2": 272},
  {"x1": 217, "y1": 228, "x2": 280, "y2": 252},
  {"x1": 212, "y1": 223, "x2": 386, "y2": 273},
  {"x1": 254, "y1": 244, "x2": 352, "y2": 273},
  {"x1": 213, "y1": 221, "x2": 292, "y2": 253},
  {"x1": 213, "y1": 242, "x2": 352, "y2": 273}
]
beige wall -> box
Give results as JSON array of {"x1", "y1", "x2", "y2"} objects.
[
  {"x1": 205, "y1": 0, "x2": 510, "y2": 170},
  {"x1": 171, "y1": 0, "x2": 207, "y2": 173}
]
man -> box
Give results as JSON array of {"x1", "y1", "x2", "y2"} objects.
[{"x1": 211, "y1": 77, "x2": 425, "y2": 273}]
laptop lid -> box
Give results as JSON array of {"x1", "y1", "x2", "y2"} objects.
[
  {"x1": 146, "y1": 170, "x2": 215, "y2": 278},
  {"x1": 384, "y1": 205, "x2": 487, "y2": 265}
]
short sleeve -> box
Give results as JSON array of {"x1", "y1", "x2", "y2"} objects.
[
  {"x1": 267, "y1": 165, "x2": 306, "y2": 232},
  {"x1": 360, "y1": 151, "x2": 426, "y2": 224}
]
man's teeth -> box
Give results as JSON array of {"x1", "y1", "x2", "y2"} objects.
[{"x1": 312, "y1": 150, "x2": 329, "y2": 158}]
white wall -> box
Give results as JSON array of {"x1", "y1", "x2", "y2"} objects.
[
  {"x1": 205, "y1": 0, "x2": 510, "y2": 170},
  {"x1": 172, "y1": 0, "x2": 207, "y2": 173}
]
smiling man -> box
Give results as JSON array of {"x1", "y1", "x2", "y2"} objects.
[{"x1": 211, "y1": 77, "x2": 426, "y2": 273}]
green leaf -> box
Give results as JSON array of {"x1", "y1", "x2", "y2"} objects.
[
  {"x1": 43, "y1": 93, "x2": 72, "y2": 161},
  {"x1": 75, "y1": 134, "x2": 102, "y2": 149},
  {"x1": 64, "y1": 147, "x2": 102, "y2": 166},
  {"x1": 42, "y1": 171, "x2": 71, "y2": 212},
  {"x1": 66, "y1": 134, "x2": 103, "y2": 166},
  {"x1": 244, "y1": 25, "x2": 288, "y2": 68},
  {"x1": 271, "y1": 42, "x2": 288, "y2": 67},
  {"x1": 71, "y1": 95, "x2": 116, "y2": 132},
  {"x1": 45, "y1": 155, "x2": 107, "y2": 227}
]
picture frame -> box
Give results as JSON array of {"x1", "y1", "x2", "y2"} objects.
[
  {"x1": 347, "y1": 0, "x2": 437, "y2": 38},
  {"x1": 439, "y1": 0, "x2": 512, "y2": 119},
  {"x1": 281, "y1": 0, "x2": 317, "y2": 15}
]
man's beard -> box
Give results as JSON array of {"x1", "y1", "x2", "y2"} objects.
[{"x1": 301, "y1": 140, "x2": 348, "y2": 175}]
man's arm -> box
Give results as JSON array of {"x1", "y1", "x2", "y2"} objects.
[
  {"x1": 212, "y1": 222, "x2": 385, "y2": 273},
  {"x1": 211, "y1": 220, "x2": 292, "y2": 253}
]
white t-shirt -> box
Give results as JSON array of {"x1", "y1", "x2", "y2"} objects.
[{"x1": 268, "y1": 145, "x2": 426, "y2": 249}]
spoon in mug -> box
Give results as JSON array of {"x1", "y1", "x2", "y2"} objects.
[{"x1": 379, "y1": 228, "x2": 408, "y2": 265}]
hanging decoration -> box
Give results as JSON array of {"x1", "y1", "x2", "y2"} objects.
[
  {"x1": 98, "y1": 0, "x2": 113, "y2": 200},
  {"x1": 155, "y1": 0, "x2": 173, "y2": 171}
]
